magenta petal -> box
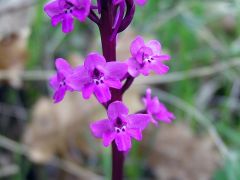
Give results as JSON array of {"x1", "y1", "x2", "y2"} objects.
[
  {"x1": 67, "y1": 67, "x2": 90, "y2": 91},
  {"x1": 49, "y1": 74, "x2": 59, "y2": 90},
  {"x1": 67, "y1": 0, "x2": 80, "y2": 6},
  {"x1": 127, "y1": 58, "x2": 140, "y2": 77},
  {"x1": 72, "y1": 8, "x2": 87, "y2": 22},
  {"x1": 62, "y1": 14, "x2": 74, "y2": 33},
  {"x1": 154, "y1": 54, "x2": 171, "y2": 61},
  {"x1": 105, "y1": 62, "x2": 128, "y2": 80},
  {"x1": 72, "y1": 0, "x2": 91, "y2": 21},
  {"x1": 146, "y1": 40, "x2": 162, "y2": 54},
  {"x1": 82, "y1": 84, "x2": 94, "y2": 99},
  {"x1": 104, "y1": 78, "x2": 122, "y2": 89},
  {"x1": 155, "y1": 111, "x2": 175, "y2": 124},
  {"x1": 113, "y1": 0, "x2": 123, "y2": 5},
  {"x1": 115, "y1": 133, "x2": 132, "y2": 151},
  {"x1": 142, "y1": 88, "x2": 151, "y2": 106},
  {"x1": 44, "y1": 0, "x2": 61, "y2": 17},
  {"x1": 139, "y1": 64, "x2": 151, "y2": 76},
  {"x1": 127, "y1": 114, "x2": 150, "y2": 130},
  {"x1": 135, "y1": 46, "x2": 153, "y2": 63},
  {"x1": 150, "y1": 118, "x2": 158, "y2": 126},
  {"x1": 53, "y1": 86, "x2": 67, "y2": 103},
  {"x1": 55, "y1": 58, "x2": 72, "y2": 75},
  {"x1": 94, "y1": 84, "x2": 111, "y2": 103},
  {"x1": 147, "y1": 97, "x2": 162, "y2": 114},
  {"x1": 90, "y1": 119, "x2": 112, "y2": 138},
  {"x1": 103, "y1": 131, "x2": 116, "y2": 147},
  {"x1": 127, "y1": 129, "x2": 142, "y2": 141},
  {"x1": 130, "y1": 36, "x2": 145, "y2": 57},
  {"x1": 135, "y1": 0, "x2": 148, "y2": 6},
  {"x1": 58, "y1": 0, "x2": 67, "y2": 9},
  {"x1": 84, "y1": 53, "x2": 106, "y2": 72},
  {"x1": 107, "y1": 101, "x2": 129, "y2": 120},
  {"x1": 150, "y1": 61, "x2": 169, "y2": 75},
  {"x1": 51, "y1": 13, "x2": 64, "y2": 26},
  {"x1": 69, "y1": 0, "x2": 91, "y2": 8}
]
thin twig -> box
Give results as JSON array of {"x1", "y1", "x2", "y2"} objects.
[
  {"x1": 149, "y1": 88, "x2": 230, "y2": 159},
  {"x1": 0, "y1": 70, "x2": 54, "y2": 81},
  {"x1": 88, "y1": 9, "x2": 100, "y2": 25},
  {"x1": 0, "y1": 165, "x2": 19, "y2": 178},
  {"x1": 0, "y1": 58, "x2": 239, "y2": 83},
  {"x1": 0, "y1": 1, "x2": 37, "y2": 17},
  {"x1": 136, "y1": 58, "x2": 240, "y2": 85},
  {"x1": 0, "y1": 134, "x2": 103, "y2": 180}
]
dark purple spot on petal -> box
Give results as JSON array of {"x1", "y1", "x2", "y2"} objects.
[{"x1": 116, "y1": 118, "x2": 123, "y2": 127}]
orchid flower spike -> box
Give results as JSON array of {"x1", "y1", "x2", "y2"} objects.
[
  {"x1": 143, "y1": 88, "x2": 175, "y2": 125},
  {"x1": 90, "y1": 101, "x2": 151, "y2": 151},
  {"x1": 127, "y1": 36, "x2": 171, "y2": 77},
  {"x1": 69, "y1": 53, "x2": 127, "y2": 103},
  {"x1": 44, "y1": 0, "x2": 91, "y2": 33}
]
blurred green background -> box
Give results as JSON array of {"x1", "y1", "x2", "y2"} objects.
[{"x1": 1, "y1": 0, "x2": 240, "y2": 179}]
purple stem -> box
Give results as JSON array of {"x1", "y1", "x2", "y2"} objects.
[
  {"x1": 99, "y1": 1, "x2": 124, "y2": 180},
  {"x1": 118, "y1": 0, "x2": 135, "y2": 33},
  {"x1": 91, "y1": 5, "x2": 98, "y2": 9},
  {"x1": 88, "y1": 9, "x2": 100, "y2": 25},
  {"x1": 99, "y1": 1, "x2": 116, "y2": 61},
  {"x1": 111, "y1": 2, "x2": 125, "y2": 41},
  {"x1": 112, "y1": 141, "x2": 124, "y2": 180},
  {"x1": 97, "y1": 0, "x2": 102, "y2": 13},
  {"x1": 121, "y1": 75, "x2": 134, "y2": 94}
]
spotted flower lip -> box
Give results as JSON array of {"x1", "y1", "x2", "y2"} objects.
[
  {"x1": 50, "y1": 58, "x2": 76, "y2": 103},
  {"x1": 127, "y1": 36, "x2": 171, "y2": 77},
  {"x1": 69, "y1": 53, "x2": 128, "y2": 103},
  {"x1": 113, "y1": 0, "x2": 148, "y2": 6},
  {"x1": 90, "y1": 101, "x2": 151, "y2": 151},
  {"x1": 44, "y1": 0, "x2": 91, "y2": 33},
  {"x1": 143, "y1": 88, "x2": 175, "y2": 125}
]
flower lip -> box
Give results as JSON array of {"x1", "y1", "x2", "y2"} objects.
[
  {"x1": 92, "y1": 68, "x2": 105, "y2": 85},
  {"x1": 63, "y1": 1, "x2": 74, "y2": 13},
  {"x1": 92, "y1": 68, "x2": 103, "y2": 79},
  {"x1": 59, "y1": 78, "x2": 66, "y2": 87},
  {"x1": 115, "y1": 117, "x2": 127, "y2": 128},
  {"x1": 113, "y1": 115, "x2": 128, "y2": 134}
]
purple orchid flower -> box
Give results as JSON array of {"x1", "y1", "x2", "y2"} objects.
[
  {"x1": 127, "y1": 36, "x2": 171, "y2": 77},
  {"x1": 113, "y1": 0, "x2": 148, "y2": 6},
  {"x1": 50, "y1": 58, "x2": 75, "y2": 103},
  {"x1": 90, "y1": 101, "x2": 150, "y2": 151},
  {"x1": 143, "y1": 88, "x2": 175, "y2": 125},
  {"x1": 44, "y1": 0, "x2": 91, "y2": 33},
  {"x1": 69, "y1": 53, "x2": 127, "y2": 103}
]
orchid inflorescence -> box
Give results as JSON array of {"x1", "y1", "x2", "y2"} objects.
[{"x1": 44, "y1": 0, "x2": 175, "y2": 175}]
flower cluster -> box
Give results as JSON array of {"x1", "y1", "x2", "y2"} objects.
[
  {"x1": 44, "y1": 0, "x2": 148, "y2": 34},
  {"x1": 127, "y1": 36, "x2": 170, "y2": 77},
  {"x1": 143, "y1": 88, "x2": 175, "y2": 125},
  {"x1": 90, "y1": 101, "x2": 150, "y2": 151},
  {"x1": 45, "y1": 0, "x2": 175, "y2": 152},
  {"x1": 44, "y1": 0, "x2": 91, "y2": 33}
]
